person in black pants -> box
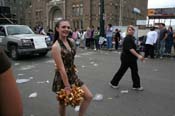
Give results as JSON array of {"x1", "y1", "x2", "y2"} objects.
[
  {"x1": 109, "y1": 25, "x2": 144, "y2": 91},
  {"x1": 114, "y1": 28, "x2": 121, "y2": 50}
]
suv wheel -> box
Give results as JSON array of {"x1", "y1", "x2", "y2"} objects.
[{"x1": 10, "y1": 46, "x2": 20, "y2": 60}]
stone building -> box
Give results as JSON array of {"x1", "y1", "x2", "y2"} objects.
[
  {"x1": 25, "y1": 0, "x2": 65, "y2": 31},
  {"x1": 66, "y1": 0, "x2": 148, "y2": 30},
  {"x1": 25, "y1": 0, "x2": 147, "y2": 31},
  {"x1": 0, "y1": 0, "x2": 31, "y2": 24}
]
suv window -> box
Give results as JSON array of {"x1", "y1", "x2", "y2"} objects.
[
  {"x1": 6, "y1": 25, "x2": 34, "y2": 35},
  {"x1": 0, "y1": 27, "x2": 5, "y2": 36}
]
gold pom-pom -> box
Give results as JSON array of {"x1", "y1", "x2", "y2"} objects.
[{"x1": 56, "y1": 85, "x2": 85, "y2": 107}]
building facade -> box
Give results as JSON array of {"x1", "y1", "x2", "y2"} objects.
[
  {"x1": 66, "y1": 0, "x2": 148, "y2": 30},
  {"x1": 25, "y1": 0, "x2": 148, "y2": 31},
  {"x1": 25, "y1": 0, "x2": 65, "y2": 31}
]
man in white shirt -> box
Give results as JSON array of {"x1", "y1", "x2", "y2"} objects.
[{"x1": 144, "y1": 27, "x2": 158, "y2": 58}]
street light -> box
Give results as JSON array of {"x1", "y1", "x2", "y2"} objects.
[
  {"x1": 100, "y1": 0, "x2": 105, "y2": 37},
  {"x1": 133, "y1": 7, "x2": 141, "y2": 25}
]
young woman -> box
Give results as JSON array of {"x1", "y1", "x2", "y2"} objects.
[
  {"x1": 109, "y1": 25, "x2": 144, "y2": 91},
  {"x1": 51, "y1": 19, "x2": 93, "y2": 116}
]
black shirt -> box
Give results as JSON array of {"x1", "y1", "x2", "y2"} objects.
[
  {"x1": 0, "y1": 48, "x2": 11, "y2": 74},
  {"x1": 159, "y1": 28, "x2": 167, "y2": 40},
  {"x1": 114, "y1": 32, "x2": 121, "y2": 41},
  {"x1": 122, "y1": 35, "x2": 137, "y2": 60}
]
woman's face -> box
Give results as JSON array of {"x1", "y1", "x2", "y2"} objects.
[
  {"x1": 127, "y1": 27, "x2": 135, "y2": 36},
  {"x1": 56, "y1": 21, "x2": 70, "y2": 38}
]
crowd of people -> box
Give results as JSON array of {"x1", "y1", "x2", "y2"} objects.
[
  {"x1": 33, "y1": 22, "x2": 175, "y2": 60},
  {"x1": 64, "y1": 24, "x2": 122, "y2": 51},
  {"x1": 142, "y1": 23, "x2": 175, "y2": 59}
]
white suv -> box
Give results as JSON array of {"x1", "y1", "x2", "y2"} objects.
[{"x1": 0, "y1": 25, "x2": 52, "y2": 60}]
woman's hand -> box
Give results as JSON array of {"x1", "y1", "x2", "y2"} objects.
[
  {"x1": 138, "y1": 55, "x2": 144, "y2": 62},
  {"x1": 64, "y1": 86, "x2": 71, "y2": 95}
]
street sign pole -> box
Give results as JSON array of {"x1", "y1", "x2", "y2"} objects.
[{"x1": 100, "y1": 0, "x2": 105, "y2": 37}]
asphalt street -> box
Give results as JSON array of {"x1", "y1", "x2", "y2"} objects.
[{"x1": 11, "y1": 48, "x2": 175, "y2": 116}]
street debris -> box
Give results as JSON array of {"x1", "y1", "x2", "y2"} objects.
[
  {"x1": 120, "y1": 90, "x2": 129, "y2": 94},
  {"x1": 36, "y1": 80, "x2": 50, "y2": 84},
  {"x1": 18, "y1": 73, "x2": 24, "y2": 76},
  {"x1": 93, "y1": 94, "x2": 103, "y2": 101},
  {"x1": 93, "y1": 63, "x2": 98, "y2": 67},
  {"x1": 81, "y1": 65, "x2": 86, "y2": 68},
  {"x1": 28, "y1": 92, "x2": 38, "y2": 98},
  {"x1": 16, "y1": 79, "x2": 31, "y2": 84},
  {"x1": 29, "y1": 77, "x2": 34, "y2": 80},
  {"x1": 74, "y1": 106, "x2": 80, "y2": 112},
  {"x1": 16, "y1": 77, "x2": 33, "y2": 84},
  {"x1": 19, "y1": 65, "x2": 35, "y2": 71}
]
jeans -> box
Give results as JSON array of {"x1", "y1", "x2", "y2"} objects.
[
  {"x1": 106, "y1": 36, "x2": 112, "y2": 49},
  {"x1": 159, "y1": 40, "x2": 165, "y2": 57},
  {"x1": 165, "y1": 40, "x2": 173, "y2": 54}
]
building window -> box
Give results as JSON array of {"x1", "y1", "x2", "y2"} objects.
[
  {"x1": 72, "y1": 4, "x2": 84, "y2": 17},
  {"x1": 80, "y1": 4, "x2": 83, "y2": 16},
  {"x1": 76, "y1": 7, "x2": 80, "y2": 16},
  {"x1": 72, "y1": 5, "x2": 76, "y2": 16}
]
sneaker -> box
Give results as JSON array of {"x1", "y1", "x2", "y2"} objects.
[
  {"x1": 108, "y1": 82, "x2": 119, "y2": 89},
  {"x1": 132, "y1": 87, "x2": 144, "y2": 91}
]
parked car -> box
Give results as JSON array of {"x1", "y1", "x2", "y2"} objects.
[{"x1": 0, "y1": 25, "x2": 52, "y2": 59}]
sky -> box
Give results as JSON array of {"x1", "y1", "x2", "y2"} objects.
[{"x1": 148, "y1": 0, "x2": 175, "y2": 8}]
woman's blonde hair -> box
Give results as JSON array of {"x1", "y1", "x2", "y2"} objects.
[
  {"x1": 127, "y1": 25, "x2": 135, "y2": 31},
  {"x1": 126, "y1": 25, "x2": 135, "y2": 35}
]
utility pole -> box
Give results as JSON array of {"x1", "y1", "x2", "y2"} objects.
[
  {"x1": 119, "y1": 0, "x2": 123, "y2": 26},
  {"x1": 100, "y1": 0, "x2": 105, "y2": 37}
]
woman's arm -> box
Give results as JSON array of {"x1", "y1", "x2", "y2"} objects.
[
  {"x1": 51, "y1": 42, "x2": 70, "y2": 88},
  {"x1": 130, "y1": 49, "x2": 144, "y2": 61}
]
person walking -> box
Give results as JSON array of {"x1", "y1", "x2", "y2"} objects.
[
  {"x1": 0, "y1": 48, "x2": 23, "y2": 116},
  {"x1": 109, "y1": 25, "x2": 144, "y2": 91},
  {"x1": 51, "y1": 19, "x2": 93, "y2": 116}
]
